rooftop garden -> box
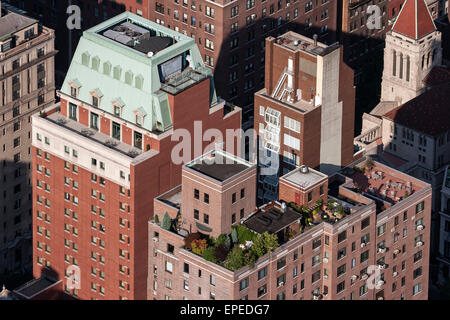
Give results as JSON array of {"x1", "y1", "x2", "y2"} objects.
[
  {"x1": 287, "y1": 198, "x2": 350, "y2": 234},
  {"x1": 184, "y1": 225, "x2": 279, "y2": 271}
]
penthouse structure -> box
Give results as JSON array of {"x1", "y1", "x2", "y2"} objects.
[
  {"x1": 0, "y1": 2, "x2": 56, "y2": 277},
  {"x1": 148, "y1": 155, "x2": 431, "y2": 300},
  {"x1": 254, "y1": 31, "x2": 355, "y2": 203},
  {"x1": 110, "y1": 0, "x2": 339, "y2": 125},
  {"x1": 31, "y1": 12, "x2": 242, "y2": 300}
]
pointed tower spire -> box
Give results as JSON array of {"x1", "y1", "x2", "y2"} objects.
[{"x1": 392, "y1": 0, "x2": 436, "y2": 40}]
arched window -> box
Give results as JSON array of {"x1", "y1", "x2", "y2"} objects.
[
  {"x1": 103, "y1": 62, "x2": 111, "y2": 75},
  {"x1": 81, "y1": 52, "x2": 90, "y2": 66},
  {"x1": 91, "y1": 56, "x2": 100, "y2": 71},
  {"x1": 113, "y1": 66, "x2": 122, "y2": 80},
  {"x1": 406, "y1": 56, "x2": 410, "y2": 82},
  {"x1": 125, "y1": 71, "x2": 134, "y2": 85},
  {"x1": 399, "y1": 53, "x2": 403, "y2": 79},
  {"x1": 392, "y1": 50, "x2": 397, "y2": 76},
  {"x1": 135, "y1": 75, "x2": 144, "y2": 90},
  {"x1": 432, "y1": 49, "x2": 437, "y2": 63},
  {"x1": 422, "y1": 55, "x2": 425, "y2": 69}
]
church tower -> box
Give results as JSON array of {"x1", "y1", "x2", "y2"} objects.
[{"x1": 380, "y1": 0, "x2": 442, "y2": 105}]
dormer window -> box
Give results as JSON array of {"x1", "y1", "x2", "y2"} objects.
[
  {"x1": 135, "y1": 114, "x2": 143, "y2": 126},
  {"x1": 90, "y1": 89, "x2": 103, "y2": 108},
  {"x1": 134, "y1": 108, "x2": 147, "y2": 127},
  {"x1": 69, "y1": 79, "x2": 81, "y2": 98},
  {"x1": 114, "y1": 105, "x2": 121, "y2": 116},
  {"x1": 71, "y1": 87, "x2": 77, "y2": 97}
]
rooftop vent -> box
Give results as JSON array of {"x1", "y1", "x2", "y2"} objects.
[
  {"x1": 300, "y1": 165, "x2": 309, "y2": 174},
  {"x1": 294, "y1": 39, "x2": 301, "y2": 46}
]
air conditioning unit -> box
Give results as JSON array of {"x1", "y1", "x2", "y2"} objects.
[
  {"x1": 390, "y1": 227, "x2": 395, "y2": 233},
  {"x1": 279, "y1": 281, "x2": 284, "y2": 286},
  {"x1": 378, "y1": 264, "x2": 386, "y2": 270},
  {"x1": 324, "y1": 275, "x2": 328, "y2": 280},
  {"x1": 323, "y1": 258, "x2": 329, "y2": 264},
  {"x1": 361, "y1": 242, "x2": 366, "y2": 248},
  {"x1": 351, "y1": 275, "x2": 358, "y2": 281},
  {"x1": 377, "y1": 296, "x2": 384, "y2": 300},
  {"x1": 393, "y1": 249, "x2": 400, "y2": 255},
  {"x1": 377, "y1": 280, "x2": 385, "y2": 286},
  {"x1": 393, "y1": 271, "x2": 398, "y2": 277},
  {"x1": 378, "y1": 247, "x2": 386, "y2": 254},
  {"x1": 416, "y1": 225, "x2": 424, "y2": 231},
  {"x1": 152, "y1": 237, "x2": 159, "y2": 242},
  {"x1": 416, "y1": 241, "x2": 424, "y2": 247},
  {"x1": 313, "y1": 295, "x2": 320, "y2": 300},
  {"x1": 361, "y1": 273, "x2": 369, "y2": 280}
]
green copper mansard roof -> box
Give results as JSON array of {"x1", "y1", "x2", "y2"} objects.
[{"x1": 61, "y1": 11, "x2": 216, "y2": 132}]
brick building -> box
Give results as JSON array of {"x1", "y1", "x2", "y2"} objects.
[
  {"x1": 254, "y1": 31, "x2": 355, "y2": 203},
  {"x1": 0, "y1": 2, "x2": 56, "y2": 277},
  {"x1": 148, "y1": 156, "x2": 432, "y2": 300},
  {"x1": 30, "y1": 12, "x2": 242, "y2": 300}
]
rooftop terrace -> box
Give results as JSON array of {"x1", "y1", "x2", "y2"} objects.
[
  {"x1": 42, "y1": 106, "x2": 147, "y2": 159},
  {"x1": 345, "y1": 161, "x2": 419, "y2": 205},
  {"x1": 274, "y1": 31, "x2": 336, "y2": 56},
  {"x1": 186, "y1": 149, "x2": 253, "y2": 182}
]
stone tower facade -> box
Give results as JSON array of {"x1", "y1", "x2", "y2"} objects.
[{"x1": 381, "y1": 0, "x2": 442, "y2": 105}]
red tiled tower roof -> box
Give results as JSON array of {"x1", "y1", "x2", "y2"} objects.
[{"x1": 392, "y1": 0, "x2": 436, "y2": 40}]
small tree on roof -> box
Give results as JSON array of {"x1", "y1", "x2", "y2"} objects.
[{"x1": 161, "y1": 212, "x2": 171, "y2": 230}]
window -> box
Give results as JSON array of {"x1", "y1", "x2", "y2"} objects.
[
  {"x1": 210, "y1": 275, "x2": 216, "y2": 286},
  {"x1": 312, "y1": 238, "x2": 321, "y2": 250},
  {"x1": 204, "y1": 193, "x2": 209, "y2": 204},
  {"x1": 112, "y1": 122, "x2": 121, "y2": 140},
  {"x1": 277, "y1": 274, "x2": 286, "y2": 287},
  {"x1": 377, "y1": 224, "x2": 386, "y2": 236},
  {"x1": 360, "y1": 250, "x2": 369, "y2": 263},
  {"x1": 338, "y1": 231, "x2": 347, "y2": 243},
  {"x1": 69, "y1": 103, "x2": 77, "y2": 121},
  {"x1": 413, "y1": 283, "x2": 422, "y2": 295},
  {"x1": 232, "y1": 193, "x2": 236, "y2": 204},
  {"x1": 90, "y1": 113, "x2": 99, "y2": 131},
  {"x1": 165, "y1": 261, "x2": 173, "y2": 273},
  {"x1": 337, "y1": 247, "x2": 346, "y2": 260},
  {"x1": 337, "y1": 281, "x2": 345, "y2": 294},
  {"x1": 184, "y1": 263, "x2": 189, "y2": 274},
  {"x1": 416, "y1": 202, "x2": 424, "y2": 214},
  {"x1": 258, "y1": 267, "x2": 267, "y2": 280},
  {"x1": 284, "y1": 116, "x2": 300, "y2": 133},
  {"x1": 312, "y1": 254, "x2": 321, "y2": 266},
  {"x1": 361, "y1": 217, "x2": 370, "y2": 230},
  {"x1": 240, "y1": 188, "x2": 245, "y2": 199},
  {"x1": 204, "y1": 214, "x2": 209, "y2": 224},
  {"x1": 194, "y1": 209, "x2": 199, "y2": 220},
  {"x1": 337, "y1": 264, "x2": 346, "y2": 277},
  {"x1": 257, "y1": 284, "x2": 267, "y2": 298},
  {"x1": 277, "y1": 257, "x2": 286, "y2": 270},
  {"x1": 194, "y1": 189, "x2": 199, "y2": 200},
  {"x1": 239, "y1": 278, "x2": 249, "y2": 291},
  {"x1": 312, "y1": 270, "x2": 321, "y2": 283}
]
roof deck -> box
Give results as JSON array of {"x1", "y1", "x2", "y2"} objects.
[
  {"x1": 347, "y1": 163, "x2": 419, "y2": 205},
  {"x1": 274, "y1": 31, "x2": 336, "y2": 56},
  {"x1": 186, "y1": 149, "x2": 254, "y2": 182},
  {"x1": 245, "y1": 203, "x2": 302, "y2": 235}
]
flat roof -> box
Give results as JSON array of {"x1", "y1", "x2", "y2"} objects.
[
  {"x1": 281, "y1": 166, "x2": 328, "y2": 189},
  {"x1": 274, "y1": 31, "x2": 337, "y2": 56},
  {"x1": 245, "y1": 204, "x2": 302, "y2": 234},
  {"x1": 186, "y1": 150, "x2": 253, "y2": 182},
  {"x1": 13, "y1": 277, "x2": 57, "y2": 299}
]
